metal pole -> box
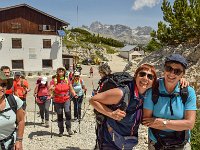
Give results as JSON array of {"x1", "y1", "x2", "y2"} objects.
[
  {"x1": 51, "y1": 98, "x2": 54, "y2": 138},
  {"x1": 33, "y1": 97, "x2": 37, "y2": 128}
]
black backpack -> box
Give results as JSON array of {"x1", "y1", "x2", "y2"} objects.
[
  {"x1": 97, "y1": 72, "x2": 133, "y2": 110},
  {"x1": 151, "y1": 79, "x2": 189, "y2": 149},
  {"x1": 0, "y1": 95, "x2": 17, "y2": 114},
  {"x1": 94, "y1": 72, "x2": 135, "y2": 149}
]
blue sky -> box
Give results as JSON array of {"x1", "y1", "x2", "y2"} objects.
[{"x1": 0, "y1": 0, "x2": 174, "y2": 29}]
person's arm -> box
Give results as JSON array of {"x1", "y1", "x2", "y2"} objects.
[
  {"x1": 13, "y1": 82, "x2": 19, "y2": 97},
  {"x1": 14, "y1": 108, "x2": 25, "y2": 150},
  {"x1": 89, "y1": 88, "x2": 126, "y2": 121},
  {"x1": 69, "y1": 84, "x2": 78, "y2": 98},
  {"x1": 33, "y1": 85, "x2": 38, "y2": 97},
  {"x1": 143, "y1": 109, "x2": 196, "y2": 131},
  {"x1": 143, "y1": 87, "x2": 197, "y2": 131}
]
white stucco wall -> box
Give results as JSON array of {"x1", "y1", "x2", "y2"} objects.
[
  {"x1": 119, "y1": 51, "x2": 129, "y2": 59},
  {"x1": 0, "y1": 33, "x2": 63, "y2": 71}
]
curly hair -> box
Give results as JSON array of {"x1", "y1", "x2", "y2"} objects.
[{"x1": 98, "y1": 63, "x2": 112, "y2": 76}]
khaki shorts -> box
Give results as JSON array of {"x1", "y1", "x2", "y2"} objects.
[{"x1": 148, "y1": 140, "x2": 191, "y2": 150}]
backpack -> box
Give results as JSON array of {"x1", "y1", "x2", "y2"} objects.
[
  {"x1": 152, "y1": 79, "x2": 188, "y2": 115},
  {"x1": 0, "y1": 95, "x2": 17, "y2": 114},
  {"x1": 0, "y1": 95, "x2": 17, "y2": 150},
  {"x1": 150, "y1": 79, "x2": 189, "y2": 149},
  {"x1": 97, "y1": 72, "x2": 133, "y2": 110},
  {"x1": 95, "y1": 72, "x2": 142, "y2": 149}
]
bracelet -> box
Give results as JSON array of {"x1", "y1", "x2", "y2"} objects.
[{"x1": 16, "y1": 137, "x2": 23, "y2": 142}]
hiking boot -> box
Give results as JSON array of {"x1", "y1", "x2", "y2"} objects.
[
  {"x1": 58, "y1": 132, "x2": 63, "y2": 137},
  {"x1": 67, "y1": 128, "x2": 73, "y2": 135},
  {"x1": 45, "y1": 120, "x2": 49, "y2": 128}
]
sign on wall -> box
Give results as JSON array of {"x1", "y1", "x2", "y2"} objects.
[{"x1": 29, "y1": 48, "x2": 37, "y2": 59}]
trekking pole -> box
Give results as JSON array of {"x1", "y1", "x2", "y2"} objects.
[
  {"x1": 73, "y1": 101, "x2": 90, "y2": 134},
  {"x1": 51, "y1": 98, "x2": 54, "y2": 138},
  {"x1": 76, "y1": 97, "x2": 81, "y2": 133},
  {"x1": 33, "y1": 96, "x2": 37, "y2": 128}
]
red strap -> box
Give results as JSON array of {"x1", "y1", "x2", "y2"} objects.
[{"x1": 134, "y1": 85, "x2": 139, "y2": 98}]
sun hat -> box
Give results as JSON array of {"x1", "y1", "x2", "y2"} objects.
[
  {"x1": 165, "y1": 54, "x2": 188, "y2": 69},
  {"x1": 74, "y1": 71, "x2": 80, "y2": 76},
  {"x1": 57, "y1": 67, "x2": 66, "y2": 72},
  {"x1": 14, "y1": 72, "x2": 21, "y2": 76},
  {"x1": 41, "y1": 77, "x2": 48, "y2": 84}
]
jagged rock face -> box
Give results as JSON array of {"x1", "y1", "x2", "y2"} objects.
[{"x1": 83, "y1": 21, "x2": 152, "y2": 44}]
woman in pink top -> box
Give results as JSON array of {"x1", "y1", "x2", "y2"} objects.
[{"x1": 34, "y1": 77, "x2": 51, "y2": 127}]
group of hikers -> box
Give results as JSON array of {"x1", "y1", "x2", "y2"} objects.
[{"x1": 0, "y1": 53, "x2": 197, "y2": 150}]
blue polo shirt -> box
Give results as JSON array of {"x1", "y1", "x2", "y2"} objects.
[{"x1": 144, "y1": 78, "x2": 197, "y2": 142}]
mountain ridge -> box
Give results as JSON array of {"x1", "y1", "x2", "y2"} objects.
[{"x1": 82, "y1": 21, "x2": 153, "y2": 45}]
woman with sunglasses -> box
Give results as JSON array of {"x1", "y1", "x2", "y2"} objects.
[
  {"x1": 50, "y1": 67, "x2": 78, "y2": 137},
  {"x1": 0, "y1": 71, "x2": 25, "y2": 150},
  {"x1": 143, "y1": 54, "x2": 196, "y2": 150},
  {"x1": 90, "y1": 63, "x2": 157, "y2": 149},
  {"x1": 71, "y1": 71, "x2": 87, "y2": 120}
]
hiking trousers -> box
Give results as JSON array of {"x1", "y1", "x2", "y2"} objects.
[
  {"x1": 72, "y1": 95, "x2": 83, "y2": 119},
  {"x1": 148, "y1": 140, "x2": 191, "y2": 150},
  {"x1": 37, "y1": 100, "x2": 51, "y2": 121},
  {"x1": 54, "y1": 101, "x2": 71, "y2": 133}
]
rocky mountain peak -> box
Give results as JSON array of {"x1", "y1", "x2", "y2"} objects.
[{"x1": 82, "y1": 21, "x2": 153, "y2": 45}]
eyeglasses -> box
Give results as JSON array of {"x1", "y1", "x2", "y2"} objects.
[
  {"x1": 164, "y1": 65, "x2": 183, "y2": 76},
  {"x1": 58, "y1": 69, "x2": 65, "y2": 72},
  {"x1": 0, "y1": 83, "x2": 7, "y2": 88},
  {"x1": 138, "y1": 71, "x2": 154, "y2": 80}
]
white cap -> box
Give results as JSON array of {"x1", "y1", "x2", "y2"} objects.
[
  {"x1": 74, "y1": 71, "x2": 80, "y2": 76},
  {"x1": 41, "y1": 77, "x2": 47, "y2": 84}
]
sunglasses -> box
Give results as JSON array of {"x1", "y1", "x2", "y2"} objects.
[
  {"x1": 58, "y1": 69, "x2": 65, "y2": 72},
  {"x1": 164, "y1": 65, "x2": 183, "y2": 76},
  {"x1": 0, "y1": 83, "x2": 7, "y2": 88},
  {"x1": 74, "y1": 75, "x2": 79, "y2": 77},
  {"x1": 138, "y1": 71, "x2": 154, "y2": 80}
]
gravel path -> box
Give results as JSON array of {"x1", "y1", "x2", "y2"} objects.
[{"x1": 23, "y1": 53, "x2": 148, "y2": 150}]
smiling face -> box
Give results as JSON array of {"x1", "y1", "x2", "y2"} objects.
[
  {"x1": 134, "y1": 64, "x2": 157, "y2": 95},
  {"x1": 164, "y1": 62, "x2": 184, "y2": 87},
  {"x1": 135, "y1": 69, "x2": 154, "y2": 94},
  {"x1": 57, "y1": 69, "x2": 65, "y2": 77},
  {"x1": 0, "y1": 79, "x2": 6, "y2": 98}
]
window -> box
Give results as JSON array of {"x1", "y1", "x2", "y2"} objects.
[
  {"x1": 12, "y1": 60, "x2": 23, "y2": 69},
  {"x1": 11, "y1": 23, "x2": 21, "y2": 30},
  {"x1": 42, "y1": 59, "x2": 52, "y2": 68},
  {"x1": 12, "y1": 38, "x2": 22, "y2": 48},
  {"x1": 39, "y1": 25, "x2": 55, "y2": 31},
  {"x1": 43, "y1": 39, "x2": 51, "y2": 48}
]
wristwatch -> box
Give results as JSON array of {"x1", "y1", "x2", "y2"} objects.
[{"x1": 163, "y1": 119, "x2": 168, "y2": 126}]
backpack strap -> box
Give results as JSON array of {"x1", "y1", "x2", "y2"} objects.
[
  {"x1": 7, "y1": 95, "x2": 17, "y2": 114},
  {"x1": 152, "y1": 80, "x2": 188, "y2": 106},
  {"x1": 152, "y1": 80, "x2": 159, "y2": 105},
  {"x1": 180, "y1": 87, "x2": 188, "y2": 105}
]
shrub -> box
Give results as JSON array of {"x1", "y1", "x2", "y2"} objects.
[{"x1": 191, "y1": 110, "x2": 200, "y2": 149}]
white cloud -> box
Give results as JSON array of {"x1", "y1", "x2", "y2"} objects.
[{"x1": 132, "y1": 0, "x2": 160, "y2": 10}]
